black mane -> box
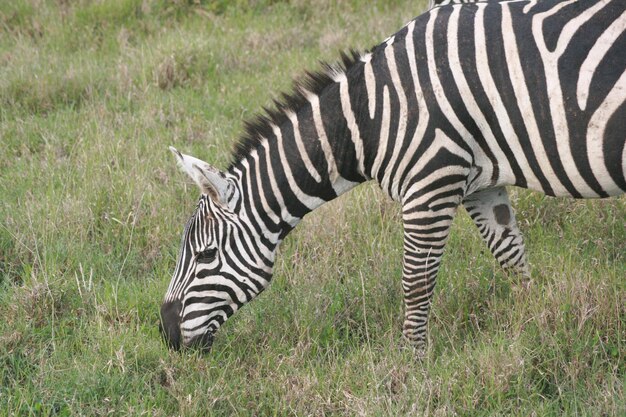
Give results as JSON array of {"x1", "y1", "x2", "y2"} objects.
[{"x1": 227, "y1": 49, "x2": 366, "y2": 170}]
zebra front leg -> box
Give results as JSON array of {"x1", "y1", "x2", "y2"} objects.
[
  {"x1": 463, "y1": 187, "x2": 530, "y2": 280},
  {"x1": 401, "y1": 193, "x2": 460, "y2": 353}
]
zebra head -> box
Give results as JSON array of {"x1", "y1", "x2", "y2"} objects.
[{"x1": 160, "y1": 147, "x2": 273, "y2": 352}]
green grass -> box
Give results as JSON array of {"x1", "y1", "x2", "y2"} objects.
[{"x1": 1, "y1": 0, "x2": 624, "y2": 415}]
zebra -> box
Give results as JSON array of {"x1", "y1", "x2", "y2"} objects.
[{"x1": 160, "y1": 0, "x2": 626, "y2": 353}]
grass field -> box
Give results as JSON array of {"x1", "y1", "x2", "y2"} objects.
[{"x1": 1, "y1": 0, "x2": 624, "y2": 415}]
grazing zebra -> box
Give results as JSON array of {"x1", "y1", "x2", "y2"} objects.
[{"x1": 160, "y1": 0, "x2": 626, "y2": 353}]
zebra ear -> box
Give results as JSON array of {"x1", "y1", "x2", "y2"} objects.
[{"x1": 169, "y1": 146, "x2": 231, "y2": 204}]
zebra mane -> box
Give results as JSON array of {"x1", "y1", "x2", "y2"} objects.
[{"x1": 228, "y1": 49, "x2": 365, "y2": 170}]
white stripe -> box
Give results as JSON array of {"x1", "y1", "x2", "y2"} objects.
[
  {"x1": 260, "y1": 139, "x2": 301, "y2": 226},
  {"x1": 221, "y1": 255, "x2": 270, "y2": 289},
  {"x1": 189, "y1": 275, "x2": 248, "y2": 304},
  {"x1": 272, "y1": 124, "x2": 327, "y2": 210},
  {"x1": 522, "y1": 0, "x2": 539, "y2": 14},
  {"x1": 362, "y1": 53, "x2": 377, "y2": 119},
  {"x1": 586, "y1": 69, "x2": 625, "y2": 197},
  {"x1": 183, "y1": 310, "x2": 230, "y2": 336},
  {"x1": 307, "y1": 92, "x2": 338, "y2": 180},
  {"x1": 183, "y1": 298, "x2": 230, "y2": 314},
  {"x1": 247, "y1": 149, "x2": 283, "y2": 226},
  {"x1": 371, "y1": 85, "x2": 392, "y2": 180},
  {"x1": 287, "y1": 111, "x2": 323, "y2": 183},
  {"x1": 380, "y1": 36, "x2": 409, "y2": 195},
  {"x1": 307, "y1": 91, "x2": 360, "y2": 196},
  {"x1": 577, "y1": 9, "x2": 626, "y2": 111},
  {"x1": 338, "y1": 75, "x2": 367, "y2": 177},
  {"x1": 552, "y1": 0, "x2": 611, "y2": 56},
  {"x1": 383, "y1": 35, "x2": 396, "y2": 47},
  {"x1": 395, "y1": 20, "x2": 431, "y2": 199},
  {"x1": 500, "y1": 5, "x2": 569, "y2": 195},
  {"x1": 327, "y1": 66, "x2": 345, "y2": 83}
]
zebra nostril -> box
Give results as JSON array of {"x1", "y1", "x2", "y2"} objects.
[{"x1": 160, "y1": 300, "x2": 182, "y2": 351}]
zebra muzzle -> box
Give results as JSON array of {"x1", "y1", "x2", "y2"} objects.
[{"x1": 159, "y1": 300, "x2": 182, "y2": 351}]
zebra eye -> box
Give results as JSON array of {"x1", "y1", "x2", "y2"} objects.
[{"x1": 197, "y1": 248, "x2": 217, "y2": 263}]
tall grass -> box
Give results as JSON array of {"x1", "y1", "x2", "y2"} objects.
[{"x1": 1, "y1": 0, "x2": 624, "y2": 415}]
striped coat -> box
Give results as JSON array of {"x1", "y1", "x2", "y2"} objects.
[{"x1": 160, "y1": 0, "x2": 625, "y2": 353}]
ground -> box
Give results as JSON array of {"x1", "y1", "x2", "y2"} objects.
[{"x1": 0, "y1": 0, "x2": 624, "y2": 415}]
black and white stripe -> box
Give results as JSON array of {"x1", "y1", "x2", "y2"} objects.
[
  {"x1": 429, "y1": 0, "x2": 481, "y2": 8},
  {"x1": 161, "y1": 0, "x2": 625, "y2": 352}
]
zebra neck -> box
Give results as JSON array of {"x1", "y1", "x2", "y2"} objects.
[{"x1": 228, "y1": 76, "x2": 375, "y2": 243}]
